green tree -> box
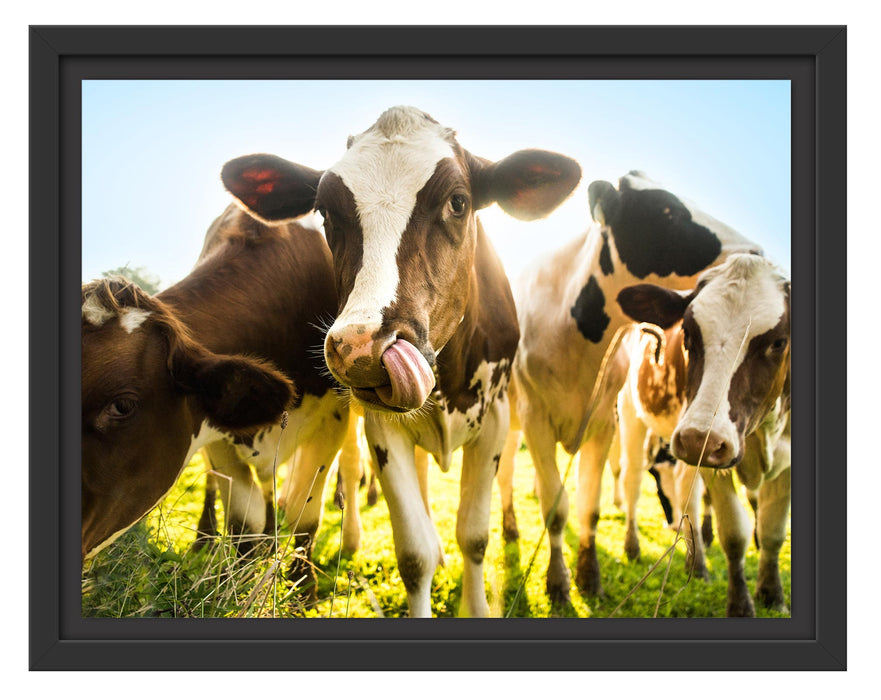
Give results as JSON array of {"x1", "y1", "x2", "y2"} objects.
[{"x1": 101, "y1": 265, "x2": 161, "y2": 295}]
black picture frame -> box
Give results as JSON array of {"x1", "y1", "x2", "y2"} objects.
[{"x1": 30, "y1": 25, "x2": 846, "y2": 671}]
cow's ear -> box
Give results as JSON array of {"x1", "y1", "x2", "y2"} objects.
[
  {"x1": 471, "y1": 149, "x2": 581, "y2": 221},
  {"x1": 171, "y1": 347, "x2": 295, "y2": 433},
  {"x1": 222, "y1": 154, "x2": 323, "y2": 222},
  {"x1": 588, "y1": 180, "x2": 620, "y2": 225},
  {"x1": 617, "y1": 284, "x2": 693, "y2": 329}
]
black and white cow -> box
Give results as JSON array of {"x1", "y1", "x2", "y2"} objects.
[
  {"x1": 618, "y1": 253, "x2": 791, "y2": 616},
  {"x1": 501, "y1": 171, "x2": 759, "y2": 604},
  {"x1": 222, "y1": 105, "x2": 581, "y2": 616}
]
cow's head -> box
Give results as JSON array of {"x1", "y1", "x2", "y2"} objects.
[
  {"x1": 589, "y1": 171, "x2": 761, "y2": 280},
  {"x1": 222, "y1": 106, "x2": 581, "y2": 413},
  {"x1": 617, "y1": 254, "x2": 790, "y2": 468},
  {"x1": 81, "y1": 278, "x2": 294, "y2": 560}
]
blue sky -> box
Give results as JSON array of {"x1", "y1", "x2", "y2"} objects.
[{"x1": 82, "y1": 80, "x2": 790, "y2": 289}]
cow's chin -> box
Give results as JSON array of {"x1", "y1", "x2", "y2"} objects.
[{"x1": 350, "y1": 386, "x2": 418, "y2": 414}]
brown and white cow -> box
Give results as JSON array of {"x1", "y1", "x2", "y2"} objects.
[
  {"x1": 82, "y1": 205, "x2": 364, "y2": 586},
  {"x1": 222, "y1": 105, "x2": 581, "y2": 617},
  {"x1": 612, "y1": 322, "x2": 712, "y2": 577},
  {"x1": 617, "y1": 253, "x2": 791, "y2": 616},
  {"x1": 501, "y1": 171, "x2": 760, "y2": 605}
]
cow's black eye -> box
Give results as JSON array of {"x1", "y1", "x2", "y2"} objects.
[
  {"x1": 106, "y1": 396, "x2": 138, "y2": 420},
  {"x1": 771, "y1": 337, "x2": 788, "y2": 352},
  {"x1": 449, "y1": 194, "x2": 467, "y2": 217}
]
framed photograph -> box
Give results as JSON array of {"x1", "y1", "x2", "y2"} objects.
[{"x1": 30, "y1": 25, "x2": 846, "y2": 670}]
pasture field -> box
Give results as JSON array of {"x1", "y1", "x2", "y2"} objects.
[{"x1": 81, "y1": 442, "x2": 791, "y2": 619}]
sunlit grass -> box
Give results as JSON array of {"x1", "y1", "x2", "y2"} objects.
[{"x1": 82, "y1": 444, "x2": 791, "y2": 619}]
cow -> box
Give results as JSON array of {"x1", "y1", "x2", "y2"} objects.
[
  {"x1": 612, "y1": 321, "x2": 712, "y2": 577},
  {"x1": 82, "y1": 204, "x2": 364, "y2": 593},
  {"x1": 617, "y1": 253, "x2": 791, "y2": 616},
  {"x1": 221, "y1": 105, "x2": 581, "y2": 617},
  {"x1": 501, "y1": 171, "x2": 760, "y2": 605}
]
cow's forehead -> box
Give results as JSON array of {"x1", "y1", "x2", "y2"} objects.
[
  {"x1": 82, "y1": 289, "x2": 153, "y2": 334},
  {"x1": 327, "y1": 107, "x2": 457, "y2": 212},
  {"x1": 691, "y1": 255, "x2": 787, "y2": 340}
]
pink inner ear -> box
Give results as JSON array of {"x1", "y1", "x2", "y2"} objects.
[{"x1": 242, "y1": 168, "x2": 280, "y2": 183}]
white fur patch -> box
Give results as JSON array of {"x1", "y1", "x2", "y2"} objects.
[
  {"x1": 326, "y1": 107, "x2": 455, "y2": 331},
  {"x1": 82, "y1": 291, "x2": 152, "y2": 333},
  {"x1": 120, "y1": 308, "x2": 152, "y2": 333},
  {"x1": 677, "y1": 255, "x2": 787, "y2": 443},
  {"x1": 82, "y1": 293, "x2": 115, "y2": 326}
]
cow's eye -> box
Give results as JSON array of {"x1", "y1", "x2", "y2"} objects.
[
  {"x1": 449, "y1": 194, "x2": 467, "y2": 217},
  {"x1": 105, "y1": 396, "x2": 138, "y2": 420},
  {"x1": 770, "y1": 337, "x2": 788, "y2": 353}
]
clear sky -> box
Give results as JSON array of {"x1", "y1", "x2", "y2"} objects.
[{"x1": 82, "y1": 80, "x2": 790, "y2": 290}]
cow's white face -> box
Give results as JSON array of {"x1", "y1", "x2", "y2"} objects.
[
  {"x1": 325, "y1": 109, "x2": 456, "y2": 334},
  {"x1": 617, "y1": 254, "x2": 790, "y2": 468},
  {"x1": 676, "y1": 255, "x2": 790, "y2": 466},
  {"x1": 221, "y1": 106, "x2": 582, "y2": 415}
]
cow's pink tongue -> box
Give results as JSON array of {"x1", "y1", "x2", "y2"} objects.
[{"x1": 376, "y1": 339, "x2": 435, "y2": 410}]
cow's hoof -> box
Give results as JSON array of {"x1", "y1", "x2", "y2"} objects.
[
  {"x1": 756, "y1": 584, "x2": 787, "y2": 613},
  {"x1": 575, "y1": 548, "x2": 605, "y2": 598},
  {"x1": 502, "y1": 510, "x2": 520, "y2": 543},
  {"x1": 624, "y1": 536, "x2": 640, "y2": 562},
  {"x1": 726, "y1": 593, "x2": 756, "y2": 617},
  {"x1": 546, "y1": 555, "x2": 571, "y2": 605},
  {"x1": 287, "y1": 557, "x2": 317, "y2": 600},
  {"x1": 190, "y1": 534, "x2": 215, "y2": 553},
  {"x1": 366, "y1": 482, "x2": 379, "y2": 507},
  {"x1": 701, "y1": 515, "x2": 714, "y2": 548},
  {"x1": 546, "y1": 578, "x2": 571, "y2": 606}
]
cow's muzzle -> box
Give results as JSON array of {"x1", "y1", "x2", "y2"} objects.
[{"x1": 325, "y1": 327, "x2": 436, "y2": 411}]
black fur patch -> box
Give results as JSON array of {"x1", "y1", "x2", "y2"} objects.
[
  {"x1": 492, "y1": 453, "x2": 501, "y2": 475},
  {"x1": 374, "y1": 446, "x2": 389, "y2": 473},
  {"x1": 599, "y1": 230, "x2": 614, "y2": 275},
  {"x1": 611, "y1": 188, "x2": 723, "y2": 279},
  {"x1": 571, "y1": 276, "x2": 610, "y2": 343}
]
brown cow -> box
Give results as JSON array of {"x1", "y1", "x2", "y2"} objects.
[{"x1": 82, "y1": 206, "x2": 363, "y2": 590}]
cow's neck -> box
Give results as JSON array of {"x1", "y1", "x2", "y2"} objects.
[{"x1": 158, "y1": 227, "x2": 336, "y2": 398}]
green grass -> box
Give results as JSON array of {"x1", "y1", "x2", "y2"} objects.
[{"x1": 81, "y1": 445, "x2": 791, "y2": 619}]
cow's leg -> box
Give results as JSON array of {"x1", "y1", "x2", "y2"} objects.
[
  {"x1": 281, "y1": 411, "x2": 348, "y2": 596},
  {"x1": 457, "y1": 399, "x2": 509, "y2": 617},
  {"x1": 193, "y1": 465, "x2": 220, "y2": 551},
  {"x1": 522, "y1": 415, "x2": 570, "y2": 605},
  {"x1": 675, "y1": 462, "x2": 709, "y2": 580},
  {"x1": 497, "y1": 428, "x2": 521, "y2": 542},
  {"x1": 337, "y1": 408, "x2": 363, "y2": 554},
  {"x1": 574, "y1": 424, "x2": 614, "y2": 598},
  {"x1": 415, "y1": 446, "x2": 431, "y2": 515},
  {"x1": 204, "y1": 441, "x2": 267, "y2": 554},
  {"x1": 702, "y1": 489, "x2": 715, "y2": 548},
  {"x1": 701, "y1": 468, "x2": 754, "y2": 617},
  {"x1": 366, "y1": 415, "x2": 441, "y2": 618},
  {"x1": 617, "y1": 388, "x2": 648, "y2": 561},
  {"x1": 606, "y1": 427, "x2": 624, "y2": 511},
  {"x1": 755, "y1": 468, "x2": 791, "y2": 612}
]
